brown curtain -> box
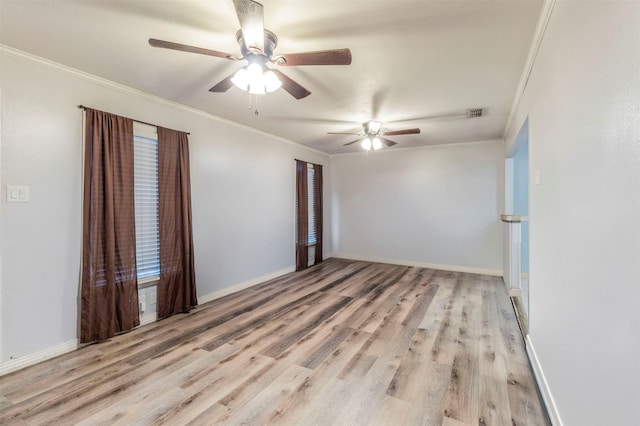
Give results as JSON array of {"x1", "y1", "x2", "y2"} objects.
[
  {"x1": 313, "y1": 163, "x2": 323, "y2": 265},
  {"x1": 157, "y1": 127, "x2": 197, "y2": 319},
  {"x1": 81, "y1": 109, "x2": 139, "y2": 343},
  {"x1": 295, "y1": 160, "x2": 309, "y2": 270}
]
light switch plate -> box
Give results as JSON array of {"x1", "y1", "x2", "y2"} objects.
[
  {"x1": 534, "y1": 171, "x2": 542, "y2": 185},
  {"x1": 6, "y1": 185, "x2": 30, "y2": 202}
]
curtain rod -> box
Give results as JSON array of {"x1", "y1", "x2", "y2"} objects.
[
  {"x1": 294, "y1": 159, "x2": 324, "y2": 167},
  {"x1": 78, "y1": 105, "x2": 190, "y2": 135}
]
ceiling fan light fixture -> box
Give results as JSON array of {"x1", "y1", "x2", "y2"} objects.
[
  {"x1": 372, "y1": 137, "x2": 383, "y2": 150},
  {"x1": 335, "y1": 120, "x2": 420, "y2": 150},
  {"x1": 150, "y1": 0, "x2": 352, "y2": 100},
  {"x1": 231, "y1": 67, "x2": 249, "y2": 90},
  {"x1": 246, "y1": 63, "x2": 265, "y2": 94},
  {"x1": 246, "y1": 62, "x2": 263, "y2": 81},
  {"x1": 232, "y1": 62, "x2": 281, "y2": 95},
  {"x1": 366, "y1": 120, "x2": 382, "y2": 135},
  {"x1": 361, "y1": 137, "x2": 372, "y2": 150},
  {"x1": 263, "y1": 69, "x2": 282, "y2": 92}
]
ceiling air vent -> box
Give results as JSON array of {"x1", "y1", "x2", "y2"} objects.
[{"x1": 466, "y1": 108, "x2": 484, "y2": 118}]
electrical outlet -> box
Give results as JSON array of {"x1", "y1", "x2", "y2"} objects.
[
  {"x1": 150, "y1": 287, "x2": 157, "y2": 307},
  {"x1": 535, "y1": 171, "x2": 542, "y2": 185},
  {"x1": 139, "y1": 294, "x2": 146, "y2": 314}
]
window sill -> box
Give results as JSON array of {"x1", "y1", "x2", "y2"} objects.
[{"x1": 138, "y1": 275, "x2": 159, "y2": 289}]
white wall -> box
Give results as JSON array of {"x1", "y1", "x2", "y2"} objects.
[
  {"x1": 504, "y1": 2, "x2": 640, "y2": 424},
  {"x1": 0, "y1": 48, "x2": 330, "y2": 361},
  {"x1": 331, "y1": 140, "x2": 503, "y2": 275}
]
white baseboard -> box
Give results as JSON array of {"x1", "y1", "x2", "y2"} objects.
[
  {"x1": 0, "y1": 339, "x2": 78, "y2": 376},
  {"x1": 198, "y1": 266, "x2": 296, "y2": 306},
  {"x1": 525, "y1": 334, "x2": 563, "y2": 426},
  {"x1": 136, "y1": 267, "x2": 297, "y2": 323},
  {"x1": 0, "y1": 267, "x2": 295, "y2": 375},
  {"x1": 333, "y1": 253, "x2": 503, "y2": 277}
]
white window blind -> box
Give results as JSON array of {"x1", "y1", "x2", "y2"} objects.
[
  {"x1": 133, "y1": 124, "x2": 160, "y2": 281},
  {"x1": 307, "y1": 164, "x2": 316, "y2": 245}
]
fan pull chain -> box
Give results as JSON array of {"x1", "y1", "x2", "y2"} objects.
[{"x1": 247, "y1": 93, "x2": 260, "y2": 116}]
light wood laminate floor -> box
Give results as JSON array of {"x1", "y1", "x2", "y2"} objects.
[{"x1": 0, "y1": 259, "x2": 549, "y2": 425}]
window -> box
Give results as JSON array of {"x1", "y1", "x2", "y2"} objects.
[
  {"x1": 296, "y1": 163, "x2": 317, "y2": 246},
  {"x1": 307, "y1": 164, "x2": 316, "y2": 245},
  {"x1": 295, "y1": 160, "x2": 323, "y2": 271},
  {"x1": 133, "y1": 123, "x2": 160, "y2": 283}
]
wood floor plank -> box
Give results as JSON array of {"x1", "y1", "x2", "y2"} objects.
[
  {"x1": 171, "y1": 310, "x2": 306, "y2": 395},
  {"x1": 327, "y1": 262, "x2": 396, "y2": 298},
  {"x1": 444, "y1": 349, "x2": 480, "y2": 424},
  {"x1": 152, "y1": 354, "x2": 276, "y2": 425},
  {"x1": 399, "y1": 269, "x2": 439, "y2": 328},
  {"x1": 334, "y1": 319, "x2": 417, "y2": 425},
  {"x1": 296, "y1": 325, "x2": 354, "y2": 369},
  {"x1": 2, "y1": 327, "x2": 185, "y2": 404},
  {"x1": 265, "y1": 329, "x2": 371, "y2": 425},
  {"x1": 506, "y1": 368, "x2": 549, "y2": 426},
  {"x1": 443, "y1": 275, "x2": 482, "y2": 424},
  {"x1": 478, "y1": 376, "x2": 514, "y2": 426},
  {"x1": 260, "y1": 293, "x2": 353, "y2": 358},
  {"x1": 0, "y1": 396, "x2": 11, "y2": 411},
  {"x1": 428, "y1": 273, "x2": 467, "y2": 367},
  {"x1": 418, "y1": 279, "x2": 454, "y2": 330},
  {"x1": 183, "y1": 402, "x2": 228, "y2": 426},
  {"x1": 0, "y1": 360, "x2": 137, "y2": 423},
  {"x1": 369, "y1": 394, "x2": 412, "y2": 426},
  {"x1": 294, "y1": 377, "x2": 353, "y2": 425},
  {"x1": 0, "y1": 258, "x2": 549, "y2": 426},
  {"x1": 404, "y1": 360, "x2": 452, "y2": 426},
  {"x1": 443, "y1": 416, "x2": 474, "y2": 426},
  {"x1": 218, "y1": 364, "x2": 312, "y2": 425},
  {"x1": 28, "y1": 346, "x2": 213, "y2": 425},
  {"x1": 198, "y1": 290, "x2": 326, "y2": 352},
  {"x1": 0, "y1": 347, "x2": 103, "y2": 398},
  {"x1": 358, "y1": 267, "x2": 423, "y2": 333}
]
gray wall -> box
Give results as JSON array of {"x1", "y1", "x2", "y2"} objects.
[
  {"x1": 504, "y1": 2, "x2": 640, "y2": 424},
  {"x1": 0, "y1": 49, "x2": 330, "y2": 361},
  {"x1": 331, "y1": 140, "x2": 504, "y2": 274}
]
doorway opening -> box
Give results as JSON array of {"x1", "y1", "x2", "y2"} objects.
[{"x1": 505, "y1": 118, "x2": 530, "y2": 334}]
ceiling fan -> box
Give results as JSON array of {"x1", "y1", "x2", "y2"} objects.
[
  {"x1": 148, "y1": 0, "x2": 352, "y2": 99},
  {"x1": 329, "y1": 120, "x2": 420, "y2": 150}
]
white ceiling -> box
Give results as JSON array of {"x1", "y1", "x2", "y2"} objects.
[{"x1": 0, "y1": 0, "x2": 542, "y2": 154}]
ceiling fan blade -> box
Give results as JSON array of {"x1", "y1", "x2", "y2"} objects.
[
  {"x1": 327, "y1": 132, "x2": 362, "y2": 135},
  {"x1": 233, "y1": 0, "x2": 264, "y2": 54},
  {"x1": 383, "y1": 128, "x2": 420, "y2": 136},
  {"x1": 209, "y1": 72, "x2": 236, "y2": 93},
  {"x1": 270, "y1": 69, "x2": 311, "y2": 99},
  {"x1": 379, "y1": 137, "x2": 398, "y2": 147},
  {"x1": 278, "y1": 49, "x2": 352, "y2": 66},
  {"x1": 148, "y1": 38, "x2": 238, "y2": 60},
  {"x1": 343, "y1": 138, "x2": 362, "y2": 146}
]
